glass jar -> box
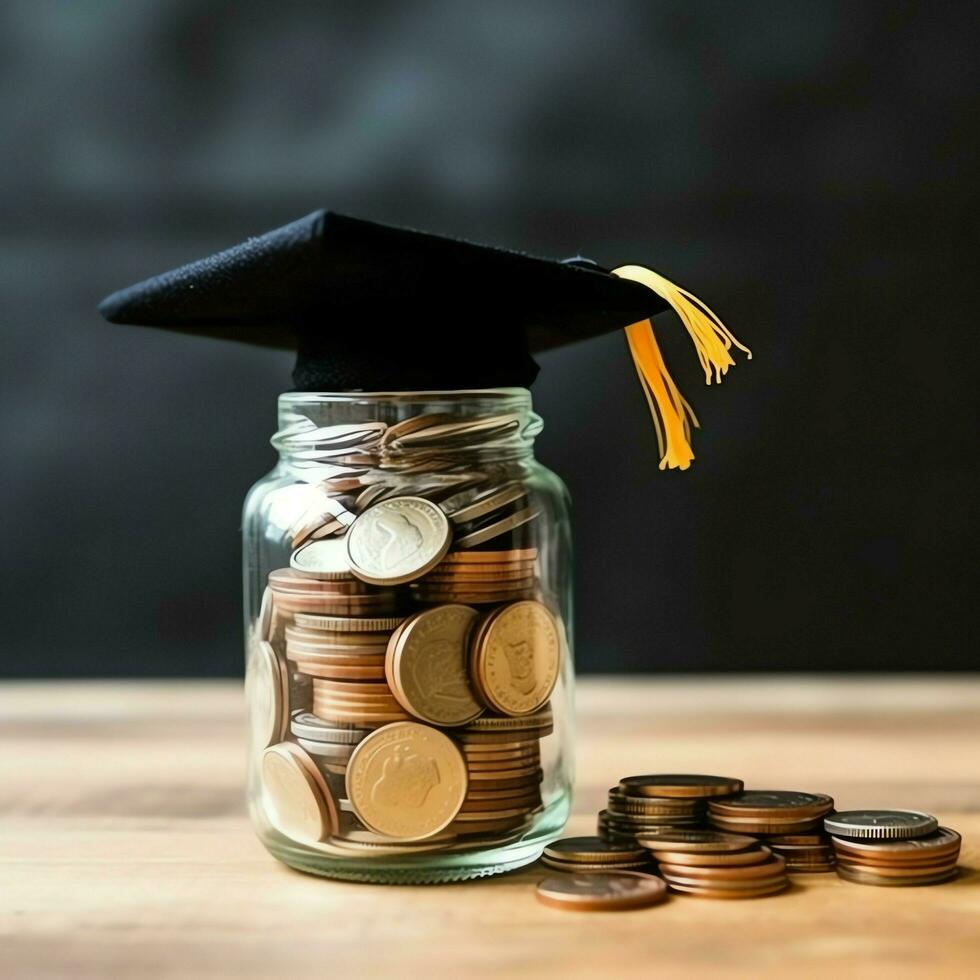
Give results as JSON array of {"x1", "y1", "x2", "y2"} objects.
[{"x1": 243, "y1": 389, "x2": 574, "y2": 883}]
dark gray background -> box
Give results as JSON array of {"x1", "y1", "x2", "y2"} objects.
[{"x1": 2, "y1": 1, "x2": 975, "y2": 677}]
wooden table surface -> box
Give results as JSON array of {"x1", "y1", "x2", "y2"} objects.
[{"x1": 1, "y1": 677, "x2": 978, "y2": 979}]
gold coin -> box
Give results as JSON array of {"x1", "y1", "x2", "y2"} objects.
[
  {"x1": 246, "y1": 639, "x2": 288, "y2": 749},
  {"x1": 345, "y1": 721, "x2": 467, "y2": 840},
  {"x1": 346, "y1": 496, "x2": 452, "y2": 585},
  {"x1": 386, "y1": 605, "x2": 484, "y2": 727},
  {"x1": 261, "y1": 743, "x2": 337, "y2": 842},
  {"x1": 474, "y1": 601, "x2": 560, "y2": 716},
  {"x1": 650, "y1": 846, "x2": 772, "y2": 867}
]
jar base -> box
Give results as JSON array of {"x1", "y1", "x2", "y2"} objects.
[{"x1": 261, "y1": 798, "x2": 570, "y2": 884}]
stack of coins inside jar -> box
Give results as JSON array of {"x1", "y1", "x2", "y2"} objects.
[{"x1": 248, "y1": 410, "x2": 565, "y2": 859}]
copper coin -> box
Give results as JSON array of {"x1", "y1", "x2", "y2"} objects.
[
  {"x1": 535, "y1": 873, "x2": 667, "y2": 912},
  {"x1": 835, "y1": 857, "x2": 958, "y2": 878},
  {"x1": 620, "y1": 774, "x2": 744, "y2": 799},
  {"x1": 274, "y1": 594, "x2": 400, "y2": 615},
  {"x1": 635, "y1": 829, "x2": 759, "y2": 852},
  {"x1": 458, "y1": 797, "x2": 538, "y2": 813},
  {"x1": 709, "y1": 791, "x2": 833, "y2": 816},
  {"x1": 346, "y1": 496, "x2": 452, "y2": 586},
  {"x1": 765, "y1": 834, "x2": 831, "y2": 845},
  {"x1": 298, "y1": 663, "x2": 387, "y2": 681},
  {"x1": 385, "y1": 605, "x2": 484, "y2": 727},
  {"x1": 379, "y1": 413, "x2": 455, "y2": 446},
  {"x1": 440, "y1": 548, "x2": 539, "y2": 564},
  {"x1": 666, "y1": 879, "x2": 788, "y2": 899},
  {"x1": 452, "y1": 806, "x2": 533, "y2": 822},
  {"x1": 451, "y1": 815, "x2": 530, "y2": 835},
  {"x1": 659, "y1": 855, "x2": 786, "y2": 880},
  {"x1": 542, "y1": 857, "x2": 651, "y2": 873},
  {"x1": 312, "y1": 706, "x2": 412, "y2": 725},
  {"x1": 261, "y1": 742, "x2": 338, "y2": 842},
  {"x1": 544, "y1": 837, "x2": 648, "y2": 863},
  {"x1": 425, "y1": 563, "x2": 536, "y2": 579},
  {"x1": 463, "y1": 786, "x2": 543, "y2": 802},
  {"x1": 650, "y1": 846, "x2": 772, "y2": 867},
  {"x1": 831, "y1": 827, "x2": 960, "y2": 863},
  {"x1": 414, "y1": 575, "x2": 536, "y2": 591},
  {"x1": 292, "y1": 661, "x2": 386, "y2": 680},
  {"x1": 835, "y1": 864, "x2": 957, "y2": 887}
]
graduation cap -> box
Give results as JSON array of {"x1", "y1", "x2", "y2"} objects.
[{"x1": 100, "y1": 210, "x2": 749, "y2": 469}]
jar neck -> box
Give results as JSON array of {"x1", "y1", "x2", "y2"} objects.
[{"x1": 271, "y1": 389, "x2": 541, "y2": 476}]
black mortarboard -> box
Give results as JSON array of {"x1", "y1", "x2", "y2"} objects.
[
  {"x1": 100, "y1": 210, "x2": 749, "y2": 469},
  {"x1": 98, "y1": 210, "x2": 668, "y2": 391}
]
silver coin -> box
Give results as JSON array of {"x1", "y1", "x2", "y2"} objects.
[
  {"x1": 290, "y1": 537, "x2": 353, "y2": 578},
  {"x1": 346, "y1": 496, "x2": 451, "y2": 585},
  {"x1": 289, "y1": 711, "x2": 371, "y2": 743},
  {"x1": 824, "y1": 810, "x2": 939, "y2": 839}
]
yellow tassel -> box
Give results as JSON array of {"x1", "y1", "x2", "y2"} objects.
[{"x1": 612, "y1": 265, "x2": 751, "y2": 470}]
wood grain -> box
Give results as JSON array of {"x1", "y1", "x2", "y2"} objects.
[{"x1": 1, "y1": 677, "x2": 978, "y2": 979}]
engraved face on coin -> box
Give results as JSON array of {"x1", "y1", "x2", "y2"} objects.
[
  {"x1": 823, "y1": 810, "x2": 939, "y2": 839},
  {"x1": 387, "y1": 605, "x2": 484, "y2": 726},
  {"x1": 346, "y1": 496, "x2": 451, "y2": 585},
  {"x1": 535, "y1": 873, "x2": 667, "y2": 911},
  {"x1": 476, "y1": 601, "x2": 560, "y2": 716},
  {"x1": 345, "y1": 721, "x2": 467, "y2": 840},
  {"x1": 261, "y1": 743, "x2": 337, "y2": 842}
]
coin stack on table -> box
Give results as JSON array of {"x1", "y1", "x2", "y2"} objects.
[
  {"x1": 542, "y1": 836, "x2": 651, "y2": 873},
  {"x1": 248, "y1": 411, "x2": 567, "y2": 859},
  {"x1": 597, "y1": 774, "x2": 742, "y2": 844},
  {"x1": 826, "y1": 811, "x2": 961, "y2": 886}
]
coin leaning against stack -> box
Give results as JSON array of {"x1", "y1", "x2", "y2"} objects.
[{"x1": 248, "y1": 412, "x2": 569, "y2": 857}]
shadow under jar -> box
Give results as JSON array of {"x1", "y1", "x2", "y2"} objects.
[{"x1": 243, "y1": 389, "x2": 575, "y2": 883}]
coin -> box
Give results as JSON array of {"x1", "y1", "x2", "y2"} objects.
[
  {"x1": 290, "y1": 537, "x2": 356, "y2": 578},
  {"x1": 620, "y1": 774, "x2": 744, "y2": 799},
  {"x1": 649, "y1": 846, "x2": 772, "y2": 867},
  {"x1": 634, "y1": 829, "x2": 758, "y2": 852},
  {"x1": 261, "y1": 742, "x2": 338, "y2": 842},
  {"x1": 544, "y1": 837, "x2": 648, "y2": 863},
  {"x1": 664, "y1": 879, "x2": 788, "y2": 899},
  {"x1": 346, "y1": 496, "x2": 452, "y2": 585},
  {"x1": 542, "y1": 857, "x2": 651, "y2": 873},
  {"x1": 835, "y1": 864, "x2": 957, "y2": 887},
  {"x1": 473, "y1": 601, "x2": 560, "y2": 716},
  {"x1": 659, "y1": 855, "x2": 786, "y2": 880},
  {"x1": 385, "y1": 605, "x2": 484, "y2": 726},
  {"x1": 535, "y1": 873, "x2": 667, "y2": 912},
  {"x1": 345, "y1": 721, "x2": 467, "y2": 840},
  {"x1": 709, "y1": 791, "x2": 833, "y2": 816},
  {"x1": 830, "y1": 827, "x2": 960, "y2": 862},
  {"x1": 246, "y1": 639, "x2": 288, "y2": 749},
  {"x1": 289, "y1": 712, "x2": 370, "y2": 743},
  {"x1": 387, "y1": 414, "x2": 521, "y2": 450},
  {"x1": 441, "y1": 482, "x2": 527, "y2": 525},
  {"x1": 835, "y1": 857, "x2": 958, "y2": 878},
  {"x1": 823, "y1": 810, "x2": 939, "y2": 840},
  {"x1": 454, "y1": 506, "x2": 540, "y2": 549},
  {"x1": 439, "y1": 549, "x2": 539, "y2": 564},
  {"x1": 294, "y1": 613, "x2": 406, "y2": 633}
]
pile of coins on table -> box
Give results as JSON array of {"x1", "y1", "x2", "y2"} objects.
[
  {"x1": 826, "y1": 811, "x2": 961, "y2": 887},
  {"x1": 533, "y1": 772, "x2": 965, "y2": 910},
  {"x1": 249, "y1": 412, "x2": 567, "y2": 859}
]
